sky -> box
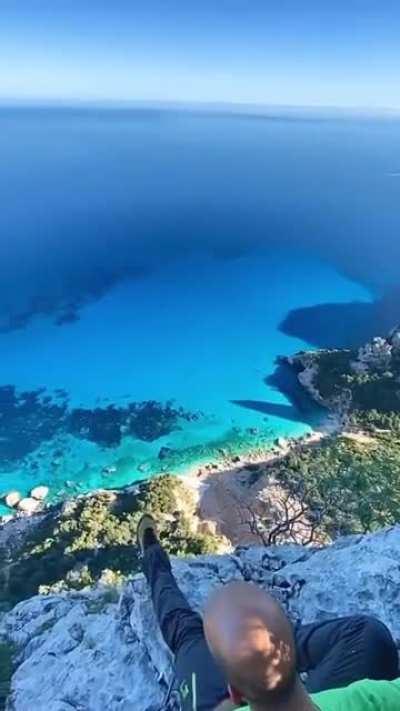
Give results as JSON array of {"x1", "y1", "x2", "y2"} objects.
[{"x1": 1, "y1": 1, "x2": 400, "y2": 110}]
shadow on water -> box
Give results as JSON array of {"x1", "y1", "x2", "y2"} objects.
[
  {"x1": 279, "y1": 288, "x2": 400, "y2": 349},
  {"x1": 231, "y1": 399, "x2": 309, "y2": 425},
  {"x1": 232, "y1": 359, "x2": 327, "y2": 429},
  {"x1": 250, "y1": 287, "x2": 400, "y2": 429}
]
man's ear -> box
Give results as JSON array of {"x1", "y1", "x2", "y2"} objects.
[{"x1": 228, "y1": 683, "x2": 244, "y2": 706}]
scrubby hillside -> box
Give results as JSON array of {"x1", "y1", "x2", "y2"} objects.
[
  {"x1": 0, "y1": 476, "x2": 223, "y2": 609},
  {"x1": 291, "y1": 326, "x2": 400, "y2": 420}
]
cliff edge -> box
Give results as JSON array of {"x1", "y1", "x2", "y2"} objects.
[{"x1": 2, "y1": 525, "x2": 400, "y2": 710}]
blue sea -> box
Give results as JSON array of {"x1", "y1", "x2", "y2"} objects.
[{"x1": 0, "y1": 106, "x2": 399, "y2": 513}]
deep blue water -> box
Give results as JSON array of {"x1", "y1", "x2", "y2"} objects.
[{"x1": 0, "y1": 106, "x2": 399, "y2": 510}]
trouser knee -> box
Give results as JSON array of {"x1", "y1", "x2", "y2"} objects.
[
  {"x1": 349, "y1": 614, "x2": 398, "y2": 677},
  {"x1": 351, "y1": 614, "x2": 395, "y2": 648},
  {"x1": 161, "y1": 608, "x2": 204, "y2": 655}
]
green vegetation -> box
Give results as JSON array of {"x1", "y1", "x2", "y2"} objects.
[
  {"x1": 272, "y1": 431, "x2": 400, "y2": 539},
  {"x1": 312, "y1": 349, "x2": 355, "y2": 400},
  {"x1": 342, "y1": 372, "x2": 400, "y2": 412},
  {"x1": 0, "y1": 642, "x2": 14, "y2": 711},
  {"x1": 249, "y1": 336, "x2": 400, "y2": 545},
  {"x1": 349, "y1": 409, "x2": 400, "y2": 432},
  {"x1": 312, "y1": 344, "x2": 400, "y2": 412},
  {"x1": 0, "y1": 476, "x2": 220, "y2": 607}
]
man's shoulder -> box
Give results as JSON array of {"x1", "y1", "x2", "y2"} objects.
[{"x1": 312, "y1": 678, "x2": 400, "y2": 710}]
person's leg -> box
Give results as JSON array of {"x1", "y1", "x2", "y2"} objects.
[
  {"x1": 295, "y1": 615, "x2": 399, "y2": 693},
  {"x1": 142, "y1": 542, "x2": 228, "y2": 711}
]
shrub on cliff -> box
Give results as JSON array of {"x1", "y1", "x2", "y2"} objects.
[
  {"x1": 349, "y1": 409, "x2": 400, "y2": 432},
  {"x1": 0, "y1": 642, "x2": 13, "y2": 711},
  {"x1": 312, "y1": 347, "x2": 400, "y2": 412},
  {"x1": 273, "y1": 434, "x2": 400, "y2": 538},
  {"x1": 1, "y1": 475, "x2": 220, "y2": 606},
  {"x1": 312, "y1": 350, "x2": 355, "y2": 400}
]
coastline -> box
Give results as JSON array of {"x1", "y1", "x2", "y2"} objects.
[
  {"x1": 0, "y1": 416, "x2": 340, "y2": 563},
  {"x1": 179, "y1": 411, "x2": 341, "y2": 547},
  {"x1": 0, "y1": 427, "x2": 319, "y2": 523},
  {"x1": 0, "y1": 385, "x2": 316, "y2": 519},
  {"x1": 177, "y1": 327, "x2": 400, "y2": 546},
  {"x1": 4, "y1": 324, "x2": 399, "y2": 544},
  {"x1": 0, "y1": 348, "x2": 341, "y2": 526},
  {"x1": 2, "y1": 328, "x2": 400, "y2": 602}
]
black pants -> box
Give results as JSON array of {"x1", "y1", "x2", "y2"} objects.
[{"x1": 143, "y1": 543, "x2": 399, "y2": 711}]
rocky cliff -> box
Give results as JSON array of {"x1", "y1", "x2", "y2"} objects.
[{"x1": 2, "y1": 525, "x2": 400, "y2": 710}]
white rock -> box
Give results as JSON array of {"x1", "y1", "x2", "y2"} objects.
[
  {"x1": 2, "y1": 526, "x2": 400, "y2": 710},
  {"x1": 4, "y1": 490, "x2": 21, "y2": 508},
  {"x1": 17, "y1": 497, "x2": 41, "y2": 514},
  {"x1": 357, "y1": 337, "x2": 392, "y2": 370},
  {"x1": 390, "y1": 328, "x2": 400, "y2": 350},
  {"x1": 297, "y1": 363, "x2": 326, "y2": 404},
  {"x1": 30, "y1": 485, "x2": 49, "y2": 501}
]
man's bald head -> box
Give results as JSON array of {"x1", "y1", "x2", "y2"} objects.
[{"x1": 204, "y1": 582, "x2": 298, "y2": 709}]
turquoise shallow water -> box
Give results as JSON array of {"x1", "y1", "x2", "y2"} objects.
[
  {"x1": 0, "y1": 248, "x2": 371, "y2": 512},
  {"x1": 0, "y1": 107, "x2": 399, "y2": 514}
]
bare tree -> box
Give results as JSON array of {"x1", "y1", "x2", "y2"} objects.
[{"x1": 231, "y1": 480, "x2": 328, "y2": 547}]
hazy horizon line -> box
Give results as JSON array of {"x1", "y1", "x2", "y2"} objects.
[{"x1": 1, "y1": 97, "x2": 400, "y2": 119}]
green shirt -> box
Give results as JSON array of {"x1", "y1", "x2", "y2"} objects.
[
  {"x1": 241, "y1": 678, "x2": 400, "y2": 710},
  {"x1": 312, "y1": 678, "x2": 400, "y2": 710}
]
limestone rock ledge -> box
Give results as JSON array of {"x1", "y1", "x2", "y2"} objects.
[{"x1": 2, "y1": 526, "x2": 400, "y2": 710}]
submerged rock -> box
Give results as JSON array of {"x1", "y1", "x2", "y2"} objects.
[
  {"x1": 158, "y1": 446, "x2": 176, "y2": 460},
  {"x1": 0, "y1": 383, "x2": 197, "y2": 470},
  {"x1": 2, "y1": 526, "x2": 400, "y2": 710},
  {"x1": 275, "y1": 437, "x2": 287, "y2": 448},
  {"x1": 102, "y1": 465, "x2": 117, "y2": 475},
  {"x1": 0, "y1": 385, "x2": 68, "y2": 464}
]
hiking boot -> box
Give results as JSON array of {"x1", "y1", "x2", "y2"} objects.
[{"x1": 137, "y1": 513, "x2": 159, "y2": 554}]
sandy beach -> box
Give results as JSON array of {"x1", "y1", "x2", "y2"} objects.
[{"x1": 179, "y1": 413, "x2": 341, "y2": 548}]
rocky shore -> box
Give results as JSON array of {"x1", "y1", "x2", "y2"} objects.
[
  {"x1": 287, "y1": 325, "x2": 400, "y2": 416},
  {"x1": 2, "y1": 327, "x2": 400, "y2": 553},
  {"x1": 183, "y1": 326, "x2": 400, "y2": 547}
]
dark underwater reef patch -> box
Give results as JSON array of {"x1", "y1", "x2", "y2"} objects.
[
  {"x1": 69, "y1": 401, "x2": 199, "y2": 448},
  {"x1": 0, "y1": 385, "x2": 197, "y2": 464},
  {"x1": 0, "y1": 386, "x2": 68, "y2": 462}
]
